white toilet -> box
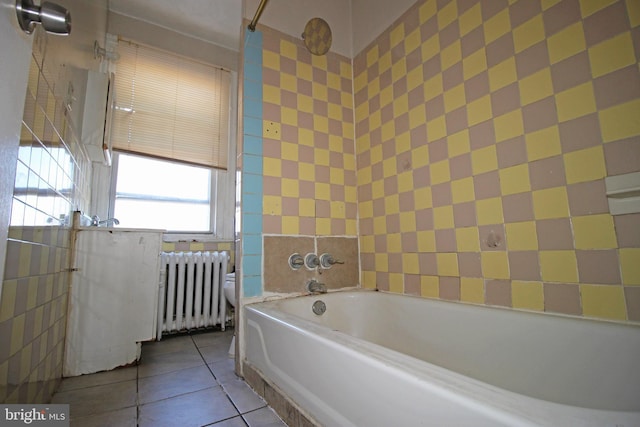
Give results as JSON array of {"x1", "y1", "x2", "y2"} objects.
[{"x1": 223, "y1": 273, "x2": 236, "y2": 357}]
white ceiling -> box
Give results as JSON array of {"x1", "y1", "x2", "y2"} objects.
[{"x1": 108, "y1": 0, "x2": 243, "y2": 51}]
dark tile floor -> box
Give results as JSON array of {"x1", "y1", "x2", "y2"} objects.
[{"x1": 51, "y1": 328, "x2": 286, "y2": 427}]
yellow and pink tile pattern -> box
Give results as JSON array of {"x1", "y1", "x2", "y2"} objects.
[
  {"x1": 354, "y1": 0, "x2": 640, "y2": 322},
  {"x1": 260, "y1": 27, "x2": 357, "y2": 237}
]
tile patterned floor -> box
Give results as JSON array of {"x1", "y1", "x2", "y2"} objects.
[{"x1": 51, "y1": 329, "x2": 287, "y2": 427}]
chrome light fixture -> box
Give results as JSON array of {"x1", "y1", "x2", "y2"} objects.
[{"x1": 16, "y1": 0, "x2": 71, "y2": 35}]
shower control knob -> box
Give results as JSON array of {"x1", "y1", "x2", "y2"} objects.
[{"x1": 319, "y1": 253, "x2": 344, "y2": 269}]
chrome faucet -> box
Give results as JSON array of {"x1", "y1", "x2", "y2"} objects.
[
  {"x1": 91, "y1": 215, "x2": 120, "y2": 227},
  {"x1": 306, "y1": 279, "x2": 327, "y2": 294}
]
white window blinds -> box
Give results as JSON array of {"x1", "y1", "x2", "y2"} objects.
[{"x1": 111, "y1": 39, "x2": 230, "y2": 169}]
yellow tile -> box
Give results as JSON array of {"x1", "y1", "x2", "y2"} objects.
[
  {"x1": 573, "y1": 214, "x2": 617, "y2": 249},
  {"x1": 354, "y1": 72, "x2": 367, "y2": 94},
  {"x1": 441, "y1": 40, "x2": 462, "y2": 71},
  {"x1": 296, "y1": 62, "x2": 313, "y2": 81},
  {"x1": 378, "y1": 51, "x2": 392, "y2": 74},
  {"x1": 459, "y1": 3, "x2": 482, "y2": 37},
  {"x1": 513, "y1": 15, "x2": 545, "y2": 54},
  {"x1": 297, "y1": 94, "x2": 313, "y2": 114},
  {"x1": 404, "y1": 27, "x2": 422, "y2": 54},
  {"x1": 10, "y1": 313, "x2": 25, "y2": 356},
  {"x1": 426, "y1": 116, "x2": 447, "y2": 141},
  {"x1": 387, "y1": 233, "x2": 402, "y2": 252},
  {"x1": 384, "y1": 193, "x2": 400, "y2": 215},
  {"x1": 599, "y1": 99, "x2": 640, "y2": 143},
  {"x1": 484, "y1": 9, "x2": 511, "y2": 45},
  {"x1": 421, "y1": 275, "x2": 439, "y2": 298},
  {"x1": 525, "y1": 126, "x2": 562, "y2": 161},
  {"x1": 390, "y1": 23, "x2": 406, "y2": 47},
  {"x1": 280, "y1": 40, "x2": 297, "y2": 59},
  {"x1": 263, "y1": 120, "x2": 281, "y2": 139},
  {"x1": 409, "y1": 104, "x2": 427, "y2": 129},
  {"x1": 444, "y1": 84, "x2": 466, "y2": 113},
  {"x1": 315, "y1": 182, "x2": 330, "y2": 200},
  {"x1": 463, "y1": 47, "x2": 487, "y2": 80},
  {"x1": 579, "y1": 0, "x2": 617, "y2": 17},
  {"x1": 456, "y1": 227, "x2": 481, "y2": 252},
  {"x1": 476, "y1": 197, "x2": 504, "y2": 225},
  {"x1": 369, "y1": 110, "x2": 381, "y2": 130},
  {"x1": 532, "y1": 187, "x2": 570, "y2": 219},
  {"x1": 315, "y1": 217, "x2": 330, "y2": 235},
  {"x1": 393, "y1": 94, "x2": 409, "y2": 117},
  {"x1": 355, "y1": 104, "x2": 369, "y2": 124},
  {"x1": 438, "y1": 0, "x2": 458, "y2": 29},
  {"x1": 451, "y1": 177, "x2": 475, "y2": 204},
  {"x1": 466, "y1": 95, "x2": 493, "y2": 127},
  {"x1": 311, "y1": 53, "x2": 327, "y2": 70},
  {"x1": 262, "y1": 50, "x2": 280, "y2": 70},
  {"x1": 414, "y1": 187, "x2": 433, "y2": 210},
  {"x1": 424, "y1": 74, "x2": 443, "y2": 100},
  {"x1": 581, "y1": 285, "x2": 626, "y2": 320},
  {"x1": 499, "y1": 164, "x2": 531, "y2": 195},
  {"x1": 481, "y1": 252, "x2": 510, "y2": 279},
  {"x1": 382, "y1": 157, "x2": 397, "y2": 179},
  {"x1": 380, "y1": 86, "x2": 394, "y2": 107},
  {"x1": 563, "y1": 146, "x2": 606, "y2": 184},
  {"x1": 263, "y1": 196, "x2": 282, "y2": 216},
  {"x1": 312, "y1": 82, "x2": 328, "y2": 101},
  {"x1": 392, "y1": 58, "x2": 407, "y2": 83},
  {"x1": 627, "y1": 0, "x2": 640, "y2": 27},
  {"x1": 433, "y1": 205, "x2": 455, "y2": 229},
  {"x1": 471, "y1": 145, "x2": 498, "y2": 175},
  {"x1": 494, "y1": 110, "x2": 524, "y2": 142},
  {"x1": 417, "y1": 230, "x2": 437, "y2": 252},
  {"x1": 19, "y1": 243, "x2": 32, "y2": 278},
  {"x1": 511, "y1": 281, "x2": 544, "y2": 311},
  {"x1": 437, "y1": 253, "x2": 459, "y2": 276},
  {"x1": 555, "y1": 82, "x2": 596, "y2": 123},
  {"x1": 547, "y1": 22, "x2": 586, "y2": 64},
  {"x1": 620, "y1": 248, "x2": 640, "y2": 285},
  {"x1": 461, "y1": 277, "x2": 485, "y2": 304},
  {"x1": 448, "y1": 130, "x2": 471, "y2": 157},
  {"x1": 506, "y1": 221, "x2": 538, "y2": 251},
  {"x1": 389, "y1": 274, "x2": 404, "y2": 293},
  {"x1": 540, "y1": 250, "x2": 578, "y2": 282},
  {"x1": 0, "y1": 280, "x2": 17, "y2": 322},
  {"x1": 403, "y1": 253, "x2": 420, "y2": 274},
  {"x1": 366, "y1": 45, "x2": 379, "y2": 68},
  {"x1": 488, "y1": 57, "x2": 517, "y2": 92},
  {"x1": 281, "y1": 178, "x2": 299, "y2": 198},
  {"x1": 375, "y1": 253, "x2": 389, "y2": 272},
  {"x1": 422, "y1": 33, "x2": 441, "y2": 63},
  {"x1": 280, "y1": 73, "x2": 297, "y2": 92},
  {"x1": 411, "y1": 144, "x2": 430, "y2": 169},
  {"x1": 399, "y1": 211, "x2": 417, "y2": 233},
  {"x1": 430, "y1": 159, "x2": 451, "y2": 184},
  {"x1": 398, "y1": 170, "x2": 414, "y2": 193},
  {"x1": 519, "y1": 68, "x2": 553, "y2": 106},
  {"x1": 373, "y1": 215, "x2": 386, "y2": 234},
  {"x1": 407, "y1": 66, "x2": 424, "y2": 92}
]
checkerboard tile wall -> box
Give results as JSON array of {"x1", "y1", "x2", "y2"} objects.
[
  {"x1": 355, "y1": 0, "x2": 640, "y2": 323},
  {"x1": 261, "y1": 27, "x2": 357, "y2": 237}
]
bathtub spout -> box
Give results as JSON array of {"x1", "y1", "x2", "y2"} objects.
[{"x1": 306, "y1": 279, "x2": 327, "y2": 294}]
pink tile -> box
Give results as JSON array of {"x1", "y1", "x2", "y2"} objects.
[
  {"x1": 473, "y1": 170, "x2": 501, "y2": 199},
  {"x1": 558, "y1": 113, "x2": 602, "y2": 153},
  {"x1": 399, "y1": 190, "x2": 415, "y2": 212},
  {"x1": 479, "y1": 224, "x2": 506, "y2": 251},
  {"x1": 453, "y1": 201, "x2": 477, "y2": 227},
  {"x1": 450, "y1": 153, "x2": 473, "y2": 180},
  {"x1": 432, "y1": 182, "x2": 452, "y2": 207},
  {"x1": 439, "y1": 277, "x2": 461, "y2": 301},
  {"x1": 423, "y1": 55, "x2": 442, "y2": 81},
  {"x1": 537, "y1": 218, "x2": 574, "y2": 250},
  {"x1": 411, "y1": 125, "x2": 428, "y2": 148},
  {"x1": 361, "y1": 253, "x2": 375, "y2": 270},
  {"x1": 384, "y1": 175, "x2": 398, "y2": 195},
  {"x1": 497, "y1": 136, "x2": 527, "y2": 168},
  {"x1": 425, "y1": 95, "x2": 445, "y2": 122},
  {"x1": 576, "y1": 250, "x2": 621, "y2": 284},
  {"x1": 544, "y1": 282, "x2": 581, "y2": 315},
  {"x1": 375, "y1": 235, "x2": 387, "y2": 252},
  {"x1": 486, "y1": 34, "x2": 515, "y2": 68},
  {"x1": 503, "y1": 192, "x2": 534, "y2": 223},
  {"x1": 262, "y1": 102, "x2": 280, "y2": 122},
  {"x1": 262, "y1": 216, "x2": 281, "y2": 234},
  {"x1": 442, "y1": 62, "x2": 464, "y2": 90},
  {"x1": 614, "y1": 213, "x2": 640, "y2": 248},
  {"x1": 464, "y1": 71, "x2": 490, "y2": 102},
  {"x1": 420, "y1": 15, "x2": 438, "y2": 42},
  {"x1": 445, "y1": 107, "x2": 468, "y2": 135},
  {"x1": 402, "y1": 232, "x2": 418, "y2": 252},
  {"x1": 543, "y1": 0, "x2": 581, "y2": 37},
  {"x1": 458, "y1": 252, "x2": 482, "y2": 277},
  {"x1": 594, "y1": 65, "x2": 640, "y2": 111},
  {"x1": 408, "y1": 85, "x2": 426, "y2": 110},
  {"x1": 481, "y1": 0, "x2": 509, "y2": 21},
  {"x1": 281, "y1": 57, "x2": 296, "y2": 75},
  {"x1": 386, "y1": 214, "x2": 401, "y2": 233},
  {"x1": 435, "y1": 228, "x2": 457, "y2": 252},
  {"x1": 418, "y1": 253, "x2": 437, "y2": 275},
  {"x1": 461, "y1": 26, "x2": 485, "y2": 57},
  {"x1": 509, "y1": 0, "x2": 541, "y2": 28},
  {"x1": 625, "y1": 287, "x2": 640, "y2": 322},
  {"x1": 404, "y1": 274, "x2": 422, "y2": 296},
  {"x1": 469, "y1": 120, "x2": 496, "y2": 150},
  {"x1": 486, "y1": 280, "x2": 512, "y2": 307},
  {"x1": 439, "y1": 21, "x2": 460, "y2": 49},
  {"x1": 522, "y1": 96, "x2": 558, "y2": 133},
  {"x1": 567, "y1": 180, "x2": 609, "y2": 216},
  {"x1": 529, "y1": 155, "x2": 566, "y2": 190},
  {"x1": 509, "y1": 251, "x2": 541, "y2": 281},
  {"x1": 376, "y1": 273, "x2": 390, "y2": 291},
  {"x1": 551, "y1": 52, "x2": 593, "y2": 94},
  {"x1": 515, "y1": 41, "x2": 549, "y2": 79},
  {"x1": 583, "y1": 1, "x2": 630, "y2": 47},
  {"x1": 491, "y1": 83, "x2": 521, "y2": 117},
  {"x1": 429, "y1": 138, "x2": 448, "y2": 162},
  {"x1": 603, "y1": 137, "x2": 640, "y2": 176}
]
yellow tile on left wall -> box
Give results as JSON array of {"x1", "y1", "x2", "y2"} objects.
[{"x1": 580, "y1": 284, "x2": 626, "y2": 320}]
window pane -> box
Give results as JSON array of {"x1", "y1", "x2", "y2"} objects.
[{"x1": 114, "y1": 153, "x2": 211, "y2": 231}]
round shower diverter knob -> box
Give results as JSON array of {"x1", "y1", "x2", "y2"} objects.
[
  {"x1": 319, "y1": 253, "x2": 344, "y2": 269},
  {"x1": 304, "y1": 253, "x2": 320, "y2": 269}
]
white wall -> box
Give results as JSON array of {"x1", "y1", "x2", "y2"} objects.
[
  {"x1": 244, "y1": 0, "x2": 353, "y2": 58},
  {"x1": 351, "y1": 0, "x2": 417, "y2": 56}
]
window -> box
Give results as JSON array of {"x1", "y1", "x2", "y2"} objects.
[{"x1": 111, "y1": 153, "x2": 215, "y2": 232}]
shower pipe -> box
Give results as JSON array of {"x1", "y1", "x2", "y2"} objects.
[{"x1": 248, "y1": 0, "x2": 269, "y2": 32}]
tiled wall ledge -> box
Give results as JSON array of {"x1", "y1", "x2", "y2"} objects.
[{"x1": 243, "y1": 362, "x2": 318, "y2": 427}]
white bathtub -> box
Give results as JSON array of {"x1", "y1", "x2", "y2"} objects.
[{"x1": 244, "y1": 290, "x2": 640, "y2": 427}]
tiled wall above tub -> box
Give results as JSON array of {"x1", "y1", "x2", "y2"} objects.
[
  {"x1": 354, "y1": 0, "x2": 640, "y2": 324},
  {"x1": 263, "y1": 236, "x2": 359, "y2": 294}
]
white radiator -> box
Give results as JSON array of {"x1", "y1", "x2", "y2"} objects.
[{"x1": 158, "y1": 251, "x2": 229, "y2": 339}]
